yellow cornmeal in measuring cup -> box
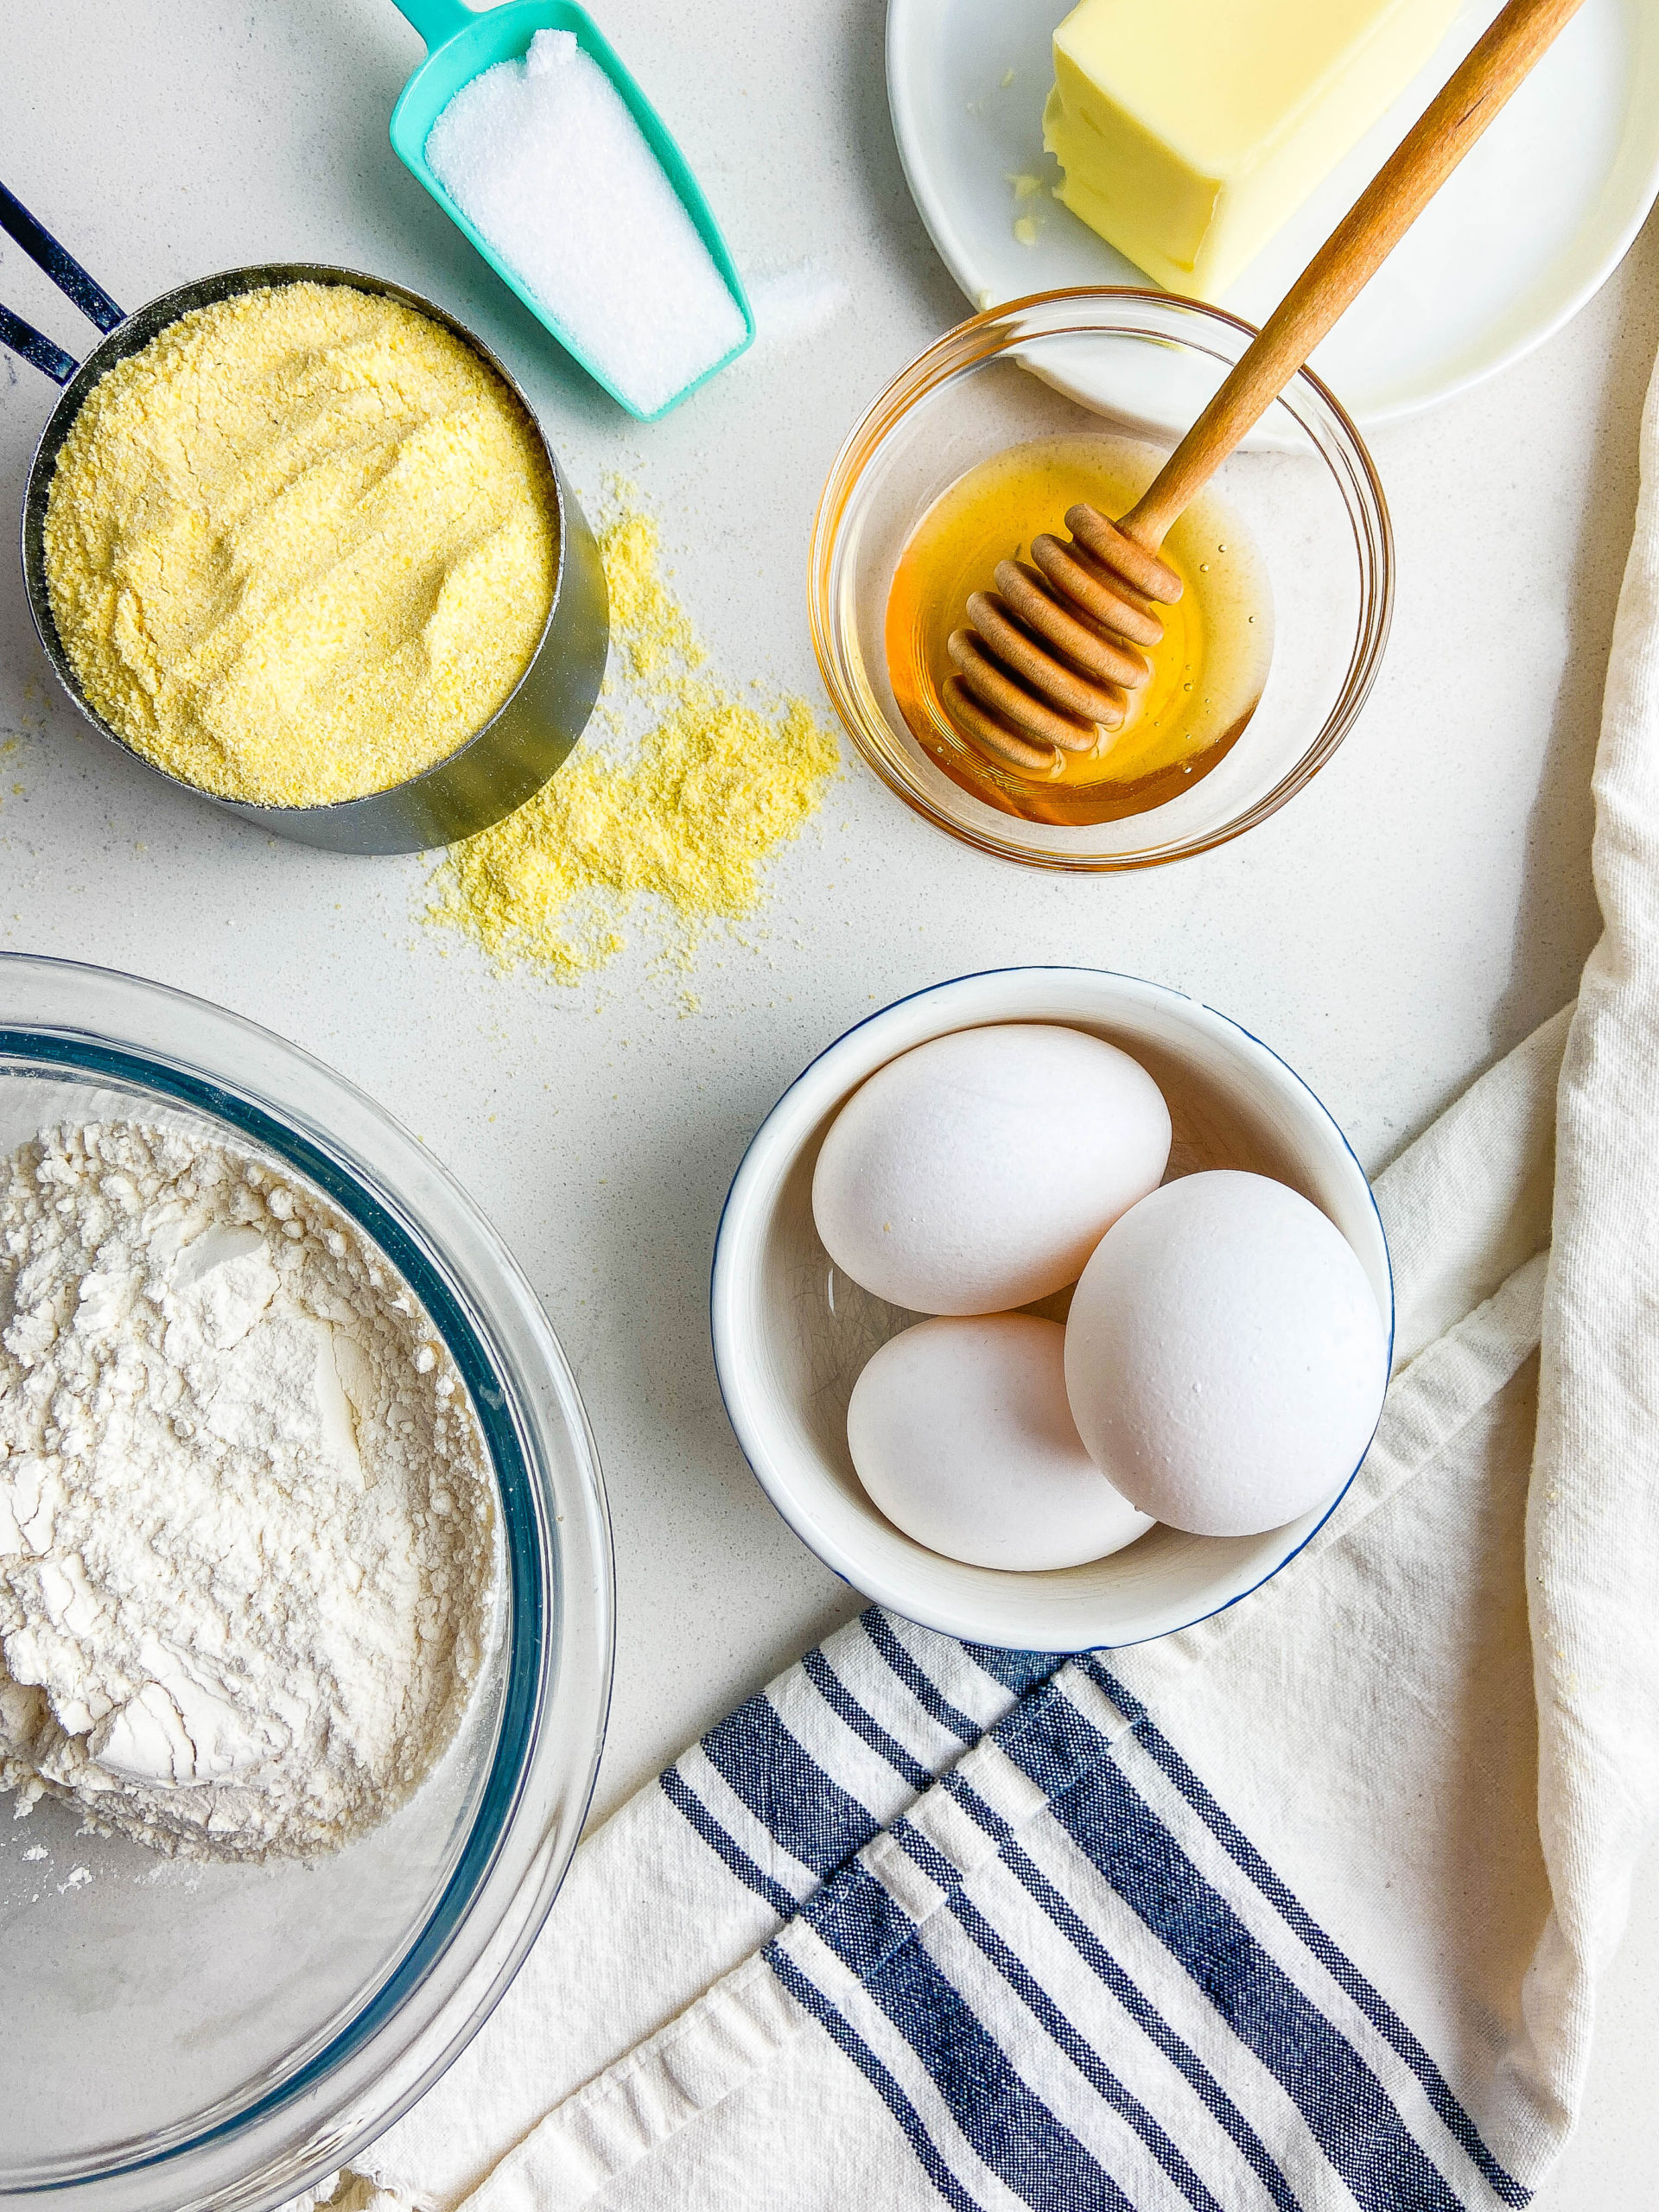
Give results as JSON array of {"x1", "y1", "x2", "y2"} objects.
[{"x1": 42, "y1": 282, "x2": 558, "y2": 808}]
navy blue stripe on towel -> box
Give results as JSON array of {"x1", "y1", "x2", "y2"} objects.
[
  {"x1": 797, "y1": 1653, "x2": 1300, "y2": 2212},
  {"x1": 862, "y1": 1612, "x2": 982, "y2": 1744},
  {"x1": 659, "y1": 1768, "x2": 796, "y2": 1921},
  {"x1": 701, "y1": 1693, "x2": 881, "y2": 1877},
  {"x1": 891, "y1": 1819, "x2": 1225, "y2": 2212},
  {"x1": 962, "y1": 1643, "x2": 1070, "y2": 1698},
  {"x1": 1001, "y1": 1692, "x2": 1464, "y2": 2212},
  {"x1": 948, "y1": 1894, "x2": 1227, "y2": 2212},
  {"x1": 1086, "y1": 1662, "x2": 1528, "y2": 2209},
  {"x1": 804, "y1": 1648, "x2": 934, "y2": 1794},
  {"x1": 767, "y1": 1944, "x2": 982, "y2": 2212},
  {"x1": 806, "y1": 1864, "x2": 1137, "y2": 2212},
  {"x1": 944, "y1": 1778, "x2": 1302, "y2": 2212}
]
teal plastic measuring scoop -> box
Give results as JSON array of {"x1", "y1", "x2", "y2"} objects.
[{"x1": 388, "y1": 0, "x2": 753, "y2": 421}]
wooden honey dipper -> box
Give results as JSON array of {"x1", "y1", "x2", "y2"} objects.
[{"x1": 947, "y1": 0, "x2": 1587, "y2": 779}]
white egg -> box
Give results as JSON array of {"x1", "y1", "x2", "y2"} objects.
[
  {"x1": 1064, "y1": 1170, "x2": 1389, "y2": 1538},
  {"x1": 847, "y1": 1315, "x2": 1154, "y2": 1570},
  {"x1": 812, "y1": 1025, "x2": 1171, "y2": 1314}
]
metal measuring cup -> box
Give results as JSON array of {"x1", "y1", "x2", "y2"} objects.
[{"x1": 2, "y1": 185, "x2": 608, "y2": 855}]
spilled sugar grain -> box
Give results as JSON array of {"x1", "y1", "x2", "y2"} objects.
[{"x1": 429, "y1": 495, "x2": 839, "y2": 988}]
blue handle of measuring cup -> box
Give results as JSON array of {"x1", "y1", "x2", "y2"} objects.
[
  {"x1": 0, "y1": 182, "x2": 123, "y2": 334},
  {"x1": 0, "y1": 179, "x2": 126, "y2": 385},
  {"x1": 0, "y1": 302, "x2": 77, "y2": 385},
  {"x1": 389, "y1": 0, "x2": 480, "y2": 49}
]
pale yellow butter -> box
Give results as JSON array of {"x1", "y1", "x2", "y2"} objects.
[{"x1": 1044, "y1": 0, "x2": 1462, "y2": 301}]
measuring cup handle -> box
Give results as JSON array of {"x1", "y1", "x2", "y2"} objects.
[
  {"x1": 0, "y1": 302, "x2": 77, "y2": 385},
  {"x1": 0, "y1": 182, "x2": 123, "y2": 334},
  {"x1": 388, "y1": 0, "x2": 479, "y2": 48}
]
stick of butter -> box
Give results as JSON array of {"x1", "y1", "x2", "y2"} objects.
[{"x1": 1044, "y1": 0, "x2": 1464, "y2": 301}]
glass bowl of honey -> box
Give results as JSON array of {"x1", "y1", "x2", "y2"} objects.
[{"x1": 810, "y1": 289, "x2": 1392, "y2": 868}]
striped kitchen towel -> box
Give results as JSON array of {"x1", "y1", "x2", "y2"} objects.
[{"x1": 324, "y1": 340, "x2": 1659, "y2": 2211}]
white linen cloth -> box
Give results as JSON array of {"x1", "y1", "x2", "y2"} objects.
[{"x1": 314, "y1": 353, "x2": 1659, "y2": 2212}]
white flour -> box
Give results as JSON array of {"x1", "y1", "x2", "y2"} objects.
[{"x1": 0, "y1": 1119, "x2": 499, "y2": 1860}]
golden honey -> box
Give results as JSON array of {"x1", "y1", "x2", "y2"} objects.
[{"x1": 884, "y1": 434, "x2": 1273, "y2": 826}]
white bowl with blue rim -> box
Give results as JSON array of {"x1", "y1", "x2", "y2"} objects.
[{"x1": 711, "y1": 967, "x2": 1392, "y2": 1652}]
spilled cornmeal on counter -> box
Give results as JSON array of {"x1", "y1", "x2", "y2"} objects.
[
  {"x1": 43, "y1": 283, "x2": 557, "y2": 807},
  {"x1": 429, "y1": 489, "x2": 839, "y2": 985}
]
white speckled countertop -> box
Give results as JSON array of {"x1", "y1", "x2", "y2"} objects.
[{"x1": 2, "y1": 1, "x2": 1656, "y2": 2197}]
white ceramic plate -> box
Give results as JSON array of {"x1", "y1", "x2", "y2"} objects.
[{"x1": 887, "y1": 0, "x2": 1659, "y2": 427}]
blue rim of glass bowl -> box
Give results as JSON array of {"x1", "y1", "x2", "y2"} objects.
[
  {"x1": 708, "y1": 963, "x2": 1395, "y2": 1652},
  {"x1": 0, "y1": 1026, "x2": 549, "y2": 2176}
]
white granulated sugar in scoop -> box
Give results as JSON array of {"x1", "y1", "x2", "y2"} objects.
[{"x1": 426, "y1": 29, "x2": 747, "y2": 416}]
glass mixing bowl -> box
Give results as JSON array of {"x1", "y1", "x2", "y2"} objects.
[
  {"x1": 0, "y1": 956, "x2": 613, "y2": 2212},
  {"x1": 810, "y1": 289, "x2": 1394, "y2": 869}
]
